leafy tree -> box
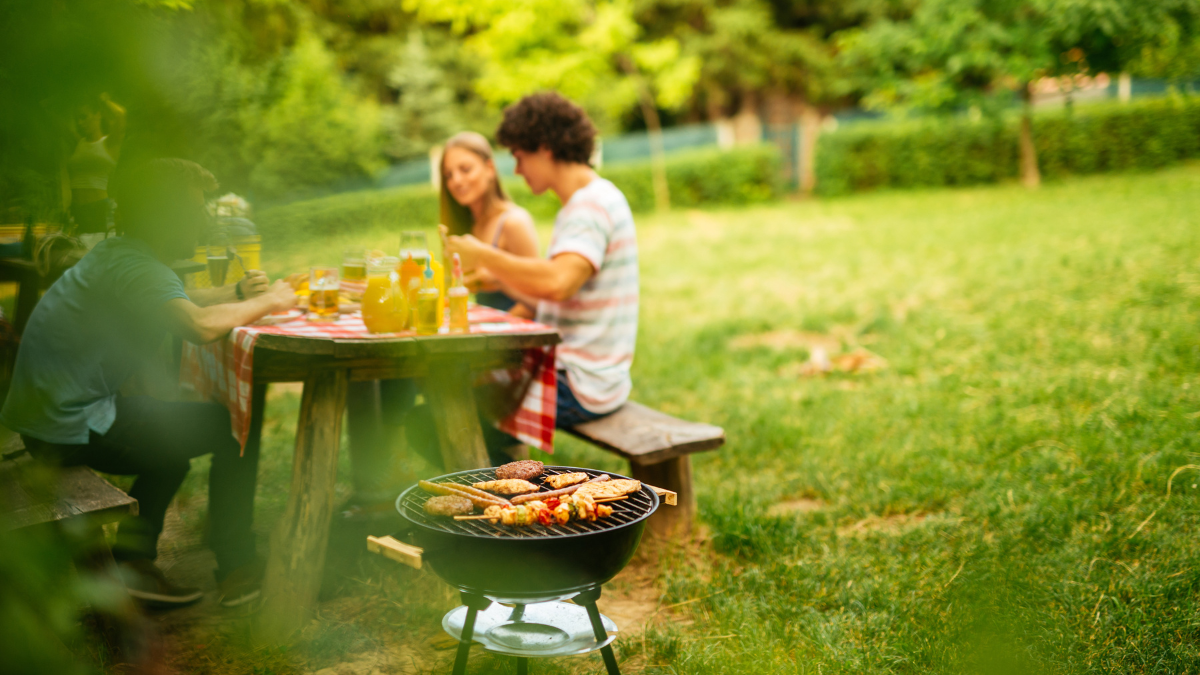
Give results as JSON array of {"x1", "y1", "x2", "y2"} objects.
[
  {"x1": 404, "y1": 0, "x2": 700, "y2": 211},
  {"x1": 385, "y1": 30, "x2": 463, "y2": 160},
  {"x1": 840, "y1": 0, "x2": 1200, "y2": 188},
  {"x1": 634, "y1": 0, "x2": 899, "y2": 192}
]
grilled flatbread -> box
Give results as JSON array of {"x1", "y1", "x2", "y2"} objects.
[
  {"x1": 472, "y1": 479, "x2": 540, "y2": 495},
  {"x1": 575, "y1": 479, "x2": 641, "y2": 500},
  {"x1": 543, "y1": 472, "x2": 588, "y2": 490}
]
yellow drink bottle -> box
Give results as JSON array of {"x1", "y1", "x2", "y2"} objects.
[
  {"x1": 362, "y1": 256, "x2": 405, "y2": 333},
  {"x1": 415, "y1": 259, "x2": 442, "y2": 335},
  {"x1": 399, "y1": 253, "x2": 423, "y2": 329},
  {"x1": 448, "y1": 253, "x2": 469, "y2": 333}
]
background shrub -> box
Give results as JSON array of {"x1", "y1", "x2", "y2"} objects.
[
  {"x1": 257, "y1": 144, "x2": 784, "y2": 239},
  {"x1": 817, "y1": 96, "x2": 1200, "y2": 195}
]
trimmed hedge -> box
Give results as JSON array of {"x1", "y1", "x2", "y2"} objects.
[
  {"x1": 601, "y1": 144, "x2": 784, "y2": 212},
  {"x1": 257, "y1": 144, "x2": 784, "y2": 238},
  {"x1": 816, "y1": 96, "x2": 1200, "y2": 196}
]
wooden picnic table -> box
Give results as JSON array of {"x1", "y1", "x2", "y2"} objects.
[
  {"x1": 0, "y1": 256, "x2": 205, "y2": 334},
  {"x1": 247, "y1": 328, "x2": 559, "y2": 641}
]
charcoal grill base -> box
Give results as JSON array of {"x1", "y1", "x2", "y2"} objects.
[{"x1": 448, "y1": 587, "x2": 621, "y2": 675}]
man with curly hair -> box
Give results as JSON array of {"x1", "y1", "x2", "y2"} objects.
[{"x1": 445, "y1": 92, "x2": 638, "y2": 433}]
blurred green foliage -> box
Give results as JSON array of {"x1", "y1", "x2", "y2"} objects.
[
  {"x1": 816, "y1": 96, "x2": 1200, "y2": 194},
  {"x1": 255, "y1": 146, "x2": 783, "y2": 243},
  {"x1": 601, "y1": 144, "x2": 785, "y2": 212}
]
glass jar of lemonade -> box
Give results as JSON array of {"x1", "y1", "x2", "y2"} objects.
[{"x1": 361, "y1": 256, "x2": 406, "y2": 333}]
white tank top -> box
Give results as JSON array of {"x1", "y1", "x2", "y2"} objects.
[{"x1": 67, "y1": 137, "x2": 117, "y2": 191}]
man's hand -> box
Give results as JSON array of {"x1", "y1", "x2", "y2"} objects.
[
  {"x1": 445, "y1": 232, "x2": 488, "y2": 271},
  {"x1": 266, "y1": 279, "x2": 298, "y2": 312},
  {"x1": 462, "y1": 267, "x2": 499, "y2": 293},
  {"x1": 237, "y1": 270, "x2": 270, "y2": 299}
]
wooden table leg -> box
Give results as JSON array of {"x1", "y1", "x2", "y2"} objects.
[
  {"x1": 630, "y1": 456, "x2": 696, "y2": 537},
  {"x1": 13, "y1": 265, "x2": 40, "y2": 335},
  {"x1": 423, "y1": 359, "x2": 489, "y2": 471},
  {"x1": 258, "y1": 368, "x2": 348, "y2": 642}
]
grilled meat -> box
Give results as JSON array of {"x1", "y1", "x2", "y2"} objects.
[
  {"x1": 419, "y1": 480, "x2": 510, "y2": 509},
  {"x1": 511, "y1": 474, "x2": 609, "y2": 504},
  {"x1": 495, "y1": 460, "x2": 544, "y2": 481},
  {"x1": 472, "y1": 479, "x2": 540, "y2": 495},
  {"x1": 423, "y1": 495, "x2": 473, "y2": 517},
  {"x1": 542, "y1": 472, "x2": 587, "y2": 490},
  {"x1": 576, "y1": 479, "x2": 641, "y2": 500}
]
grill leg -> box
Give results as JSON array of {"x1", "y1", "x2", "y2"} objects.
[
  {"x1": 575, "y1": 587, "x2": 621, "y2": 675},
  {"x1": 453, "y1": 593, "x2": 492, "y2": 675},
  {"x1": 516, "y1": 656, "x2": 528, "y2": 675}
]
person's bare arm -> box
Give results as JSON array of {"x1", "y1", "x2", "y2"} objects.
[
  {"x1": 100, "y1": 93, "x2": 126, "y2": 158},
  {"x1": 187, "y1": 270, "x2": 270, "y2": 307},
  {"x1": 449, "y1": 233, "x2": 593, "y2": 302},
  {"x1": 164, "y1": 280, "x2": 296, "y2": 344}
]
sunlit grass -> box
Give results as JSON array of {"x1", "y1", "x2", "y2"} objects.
[{"x1": 177, "y1": 164, "x2": 1200, "y2": 673}]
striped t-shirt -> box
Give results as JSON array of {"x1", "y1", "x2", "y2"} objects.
[{"x1": 537, "y1": 178, "x2": 639, "y2": 414}]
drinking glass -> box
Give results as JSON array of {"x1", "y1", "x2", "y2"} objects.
[
  {"x1": 342, "y1": 248, "x2": 367, "y2": 282},
  {"x1": 399, "y1": 231, "x2": 430, "y2": 266},
  {"x1": 308, "y1": 266, "x2": 340, "y2": 321},
  {"x1": 207, "y1": 243, "x2": 230, "y2": 287}
]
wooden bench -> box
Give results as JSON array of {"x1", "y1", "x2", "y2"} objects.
[
  {"x1": 565, "y1": 401, "x2": 724, "y2": 536},
  {"x1": 0, "y1": 437, "x2": 138, "y2": 532}
]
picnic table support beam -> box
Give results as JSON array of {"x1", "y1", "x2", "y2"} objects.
[
  {"x1": 630, "y1": 457, "x2": 696, "y2": 537},
  {"x1": 258, "y1": 368, "x2": 348, "y2": 643},
  {"x1": 423, "y1": 359, "x2": 489, "y2": 471}
]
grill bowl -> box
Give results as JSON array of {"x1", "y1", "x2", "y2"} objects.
[{"x1": 396, "y1": 466, "x2": 658, "y2": 600}]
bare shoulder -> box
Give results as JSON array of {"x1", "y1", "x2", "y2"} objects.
[{"x1": 501, "y1": 205, "x2": 540, "y2": 256}]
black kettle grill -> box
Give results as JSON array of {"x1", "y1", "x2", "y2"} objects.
[{"x1": 368, "y1": 466, "x2": 671, "y2": 675}]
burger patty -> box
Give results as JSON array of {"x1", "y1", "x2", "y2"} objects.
[
  {"x1": 423, "y1": 495, "x2": 474, "y2": 517},
  {"x1": 495, "y1": 460, "x2": 544, "y2": 481}
]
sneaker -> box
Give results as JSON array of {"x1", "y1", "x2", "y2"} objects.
[
  {"x1": 218, "y1": 560, "x2": 264, "y2": 608},
  {"x1": 116, "y1": 559, "x2": 204, "y2": 607}
]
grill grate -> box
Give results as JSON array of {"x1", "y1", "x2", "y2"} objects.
[{"x1": 399, "y1": 467, "x2": 657, "y2": 540}]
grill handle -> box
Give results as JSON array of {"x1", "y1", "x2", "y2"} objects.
[
  {"x1": 647, "y1": 484, "x2": 678, "y2": 506},
  {"x1": 367, "y1": 535, "x2": 424, "y2": 570}
]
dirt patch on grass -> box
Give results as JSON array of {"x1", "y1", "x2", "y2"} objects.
[
  {"x1": 837, "y1": 512, "x2": 960, "y2": 537},
  {"x1": 767, "y1": 498, "x2": 827, "y2": 517},
  {"x1": 596, "y1": 558, "x2": 662, "y2": 636},
  {"x1": 729, "y1": 328, "x2": 841, "y2": 352}
]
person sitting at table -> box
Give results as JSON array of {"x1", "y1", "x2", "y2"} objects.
[
  {"x1": 67, "y1": 93, "x2": 125, "y2": 236},
  {"x1": 445, "y1": 91, "x2": 638, "y2": 438},
  {"x1": 439, "y1": 131, "x2": 540, "y2": 311},
  {"x1": 0, "y1": 158, "x2": 297, "y2": 608}
]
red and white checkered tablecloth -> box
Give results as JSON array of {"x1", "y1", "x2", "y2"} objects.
[{"x1": 180, "y1": 304, "x2": 558, "y2": 454}]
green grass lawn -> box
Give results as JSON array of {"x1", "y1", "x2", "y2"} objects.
[{"x1": 172, "y1": 165, "x2": 1200, "y2": 674}]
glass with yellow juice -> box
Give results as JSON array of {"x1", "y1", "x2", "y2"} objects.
[
  {"x1": 308, "y1": 266, "x2": 339, "y2": 321},
  {"x1": 361, "y1": 256, "x2": 405, "y2": 333},
  {"x1": 342, "y1": 248, "x2": 367, "y2": 282}
]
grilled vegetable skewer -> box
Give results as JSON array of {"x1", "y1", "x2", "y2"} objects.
[{"x1": 483, "y1": 493, "x2": 614, "y2": 526}]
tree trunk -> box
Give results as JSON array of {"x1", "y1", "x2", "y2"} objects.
[
  {"x1": 798, "y1": 103, "x2": 821, "y2": 195},
  {"x1": 1019, "y1": 82, "x2": 1040, "y2": 189},
  {"x1": 620, "y1": 54, "x2": 670, "y2": 213},
  {"x1": 637, "y1": 92, "x2": 671, "y2": 213}
]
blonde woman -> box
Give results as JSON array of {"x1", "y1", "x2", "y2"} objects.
[{"x1": 438, "y1": 131, "x2": 539, "y2": 311}]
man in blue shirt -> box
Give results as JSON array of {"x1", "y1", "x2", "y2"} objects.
[{"x1": 1, "y1": 159, "x2": 296, "y2": 607}]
